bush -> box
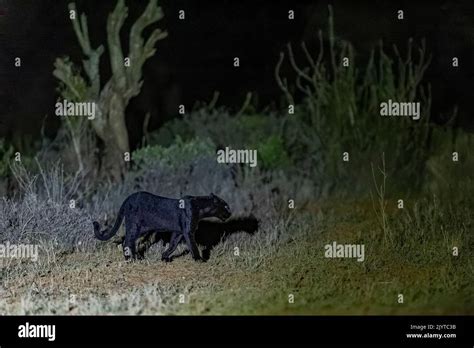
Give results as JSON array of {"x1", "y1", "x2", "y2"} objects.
[
  {"x1": 424, "y1": 128, "x2": 474, "y2": 200},
  {"x1": 132, "y1": 137, "x2": 216, "y2": 170},
  {"x1": 276, "y1": 6, "x2": 432, "y2": 195},
  {"x1": 257, "y1": 135, "x2": 291, "y2": 170},
  {"x1": 1, "y1": 161, "x2": 94, "y2": 253},
  {"x1": 147, "y1": 112, "x2": 294, "y2": 172}
]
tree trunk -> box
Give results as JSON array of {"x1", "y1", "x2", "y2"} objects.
[{"x1": 53, "y1": 0, "x2": 167, "y2": 181}]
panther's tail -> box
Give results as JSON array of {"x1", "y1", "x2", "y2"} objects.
[{"x1": 93, "y1": 203, "x2": 126, "y2": 241}]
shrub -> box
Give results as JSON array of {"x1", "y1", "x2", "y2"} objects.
[
  {"x1": 257, "y1": 135, "x2": 291, "y2": 170},
  {"x1": 1, "y1": 161, "x2": 94, "y2": 253},
  {"x1": 276, "y1": 6, "x2": 432, "y2": 195},
  {"x1": 132, "y1": 137, "x2": 215, "y2": 170},
  {"x1": 147, "y1": 112, "x2": 295, "y2": 172},
  {"x1": 424, "y1": 128, "x2": 474, "y2": 200},
  {"x1": 148, "y1": 111, "x2": 283, "y2": 148}
]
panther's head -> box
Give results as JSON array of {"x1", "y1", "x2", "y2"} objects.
[{"x1": 210, "y1": 193, "x2": 232, "y2": 221}]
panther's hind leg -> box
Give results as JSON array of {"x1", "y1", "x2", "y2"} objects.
[
  {"x1": 135, "y1": 235, "x2": 147, "y2": 260},
  {"x1": 136, "y1": 231, "x2": 156, "y2": 260},
  {"x1": 162, "y1": 232, "x2": 183, "y2": 262},
  {"x1": 183, "y1": 229, "x2": 202, "y2": 261},
  {"x1": 123, "y1": 222, "x2": 140, "y2": 261}
]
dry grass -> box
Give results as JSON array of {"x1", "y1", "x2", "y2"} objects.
[{"x1": 0, "y1": 197, "x2": 471, "y2": 315}]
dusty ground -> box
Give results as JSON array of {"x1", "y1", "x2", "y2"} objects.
[{"x1": 0, "y1": 199, "x2": 472, "y2": 315}]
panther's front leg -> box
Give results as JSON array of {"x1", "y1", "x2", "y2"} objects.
[
  {"x1": 183, "y1": 233, "x2": 201, "y2": 261},
  {"x1": 162, "y1": 232, "x2": 183, "y2": 262},
  {"x1": 183, "y1": 218, "x2": 202, "y2": 262}
]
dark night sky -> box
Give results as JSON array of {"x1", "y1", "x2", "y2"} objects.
[{"x1": 0, "y1": 0, "x2": 473, "y2": 149}]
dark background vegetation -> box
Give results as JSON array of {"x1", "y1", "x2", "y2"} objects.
[{"x1": 1, "y1": 0, "x2": 473, "y2": 148}]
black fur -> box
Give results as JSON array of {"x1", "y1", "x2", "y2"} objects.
[{"x1": 93, "y1": 191, "x2": 232, "y2": 261}]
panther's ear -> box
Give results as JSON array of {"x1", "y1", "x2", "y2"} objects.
[{"x1": 210, "y1": 192, "x2": 216, "y2": 198}]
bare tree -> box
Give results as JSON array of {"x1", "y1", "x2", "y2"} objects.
[{"x1": 53, "y1": 0, "x2": 167, "y2": 180}]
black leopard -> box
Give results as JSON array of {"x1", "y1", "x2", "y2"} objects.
[{"x1": 93, "y1": 192, "x2": 232, "y2": 261}]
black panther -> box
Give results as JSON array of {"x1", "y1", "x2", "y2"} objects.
[{"x1": 93, "y1": 192, "x2": 232, "y2": 261}]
